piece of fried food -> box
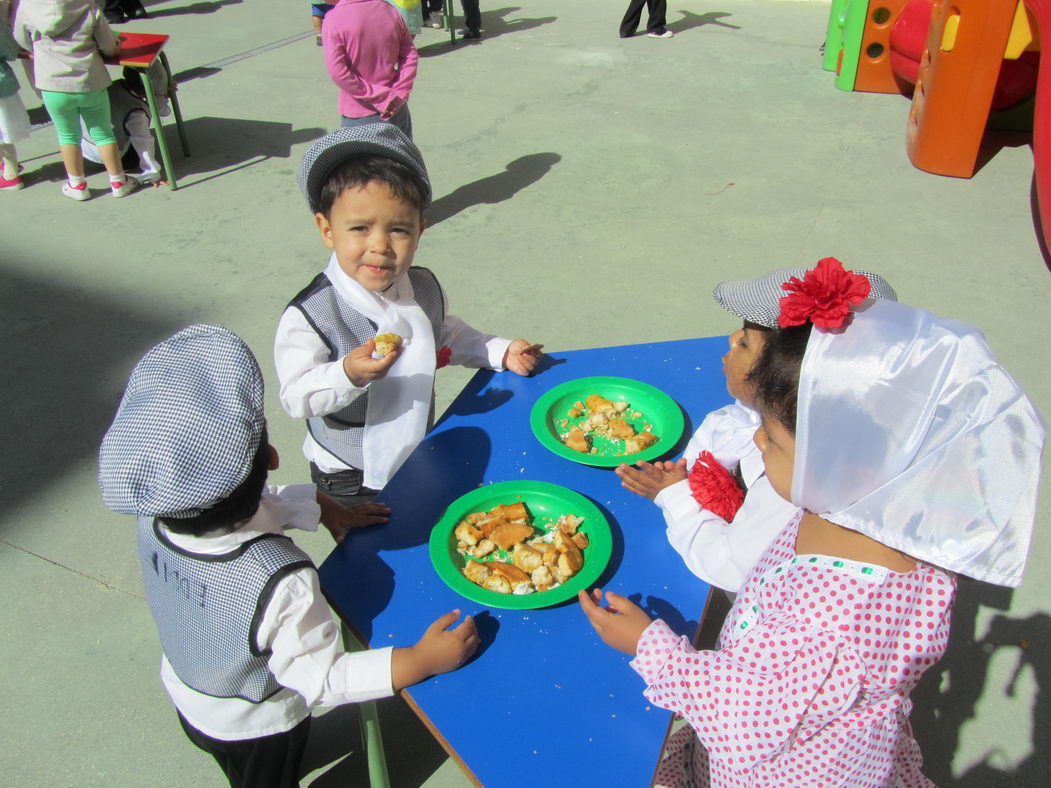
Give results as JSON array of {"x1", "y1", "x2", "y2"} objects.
[
  {"x1": 555, "y1": 530, "x2": 584, "y2": 576},
  {"x1": 489, "y1": 520, "x2": 534, "y2": 551},
  {"x1": 492, "y1": 502, "x2": 529, "y2": 521},
  {"x1": 608, "y1": 417, "x2": 636, "y2": 440},
  {"x1": 624, "y1": 431, "x2": 659, "y2": 454},
  {"x1": 373, "y1": 332, "x2": 403, "y2": 357},
  {"x1": 586, "y1": 394, "x2": 616, "y2": 413},
  {"x1": 472, "y1": 539, "x2": 496, "y2": 558},
  {"x1": 512, "y1": 543, "x2": 544, "y2": 573},
  {"x1": 531, "y1": 565, "x2": 555, "y2": 592},
  {"x1": 565, "y1": 427, "x2": 589, "y2": 453},
  {"x1": 572, "y1": 532, "x2": 589, "y2": 550},
  {"x1": 483, "y1": 573, "x2": 512, "y2": 594},
  {"x1": 454, "y1": 521, "x2": 483, "y2": 547},
  {"x1": 488, "y1": 561, "x2": 531, "y2": 585},
  {"x1": 463, "y1": 560, "x2": 491, "y2": 586}
]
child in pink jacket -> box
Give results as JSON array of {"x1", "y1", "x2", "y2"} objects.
[{"x1": 322, "y1": 0, "x2": 418, "y2": 139}]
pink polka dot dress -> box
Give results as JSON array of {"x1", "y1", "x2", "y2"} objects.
[{"x1": 631, "y1": 511, "x2": 956, "y2": 787}]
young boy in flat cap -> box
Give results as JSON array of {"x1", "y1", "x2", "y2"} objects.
[
  {"x1": 99, "y1": 324, "x2": 479, "y2": 787},
  {"x1": 275, "y1": 123, "x2": 542, "y2": 504}
]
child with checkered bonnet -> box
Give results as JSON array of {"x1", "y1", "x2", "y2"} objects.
[
  {"x1": 616, "y1": 260, "x2": 897, "y2": 593},
  {"x1": 99, "y1": 324, "x2": 479, "y2": 788},
  {"x1": 583, "y1": 260, "x2": 1044, "y2": 786},
  {"x1": 275, "y1": 124, "x2": 541, "y2": 506}
]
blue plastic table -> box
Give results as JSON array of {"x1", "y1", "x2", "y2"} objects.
[{"x1": 319, "y1": 336, "x2": 730, "y2": 786}]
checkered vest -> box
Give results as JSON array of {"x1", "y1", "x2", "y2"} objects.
[
  {"x1": 137, "y1": 517, "x2": 314, "y2": 702},
  {"x1": 289, "y1": 266, "x2": 445, "y2": 469}
]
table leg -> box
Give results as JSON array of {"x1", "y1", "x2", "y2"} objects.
[
  {"x1": 444, "y1": 0, "x2": 456, "y2": 46},
  {"x1": 159, "y1": 52, "x2": 190, "y2": 157},
  {"x1": 341, "y1": 622, "x2": 391, "y2": 788},
  {"x1": 139, "y1": 70, "x2": 178, "y2": 191}
]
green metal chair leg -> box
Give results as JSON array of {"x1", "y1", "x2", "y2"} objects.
[
  {"x1": 159, "y1": 52, "x2": 190, "y2": 156},
  {"x1": 444, "y1": 0, "x2": 456, "y2": 45},
  {"x1": 341, "y1": 622, "x2": 391, "y2": 788}
]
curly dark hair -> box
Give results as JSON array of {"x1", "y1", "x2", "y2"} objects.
[{"x1": 745, "y1": 322, "x2": 813, "y2": 434}]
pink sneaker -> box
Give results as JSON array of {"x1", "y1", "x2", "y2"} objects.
[
  {"x1": 0, "y1": 174, "x2": 24, "y2": 191},
  {"x1": 62, "y1": 181, "x2": 90, "y2": 201}
]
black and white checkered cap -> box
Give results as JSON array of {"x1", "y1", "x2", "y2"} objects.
[
  {"x1": 98, "y1": 324, "x2": 265, "y2": 519},
  {"x1": 712, "y1": 266, "x2": 898, "y2": 328},
  {"x1": 297, "y1": 123, "x2": 431, "y2": 214}
]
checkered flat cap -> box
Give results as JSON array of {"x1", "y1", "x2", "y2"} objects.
[
  {"x1": 98, "y1": 324, "x2": 265, "y2": 519},
  {"x1": 298, "y1": 123, "x2": 431, "y2": 214},
  {"x1": 712, "y1": 266, "x2": 897, "y2": 328}
]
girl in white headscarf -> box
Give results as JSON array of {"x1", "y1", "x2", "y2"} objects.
[{"x1": 581, "y1": 259, "x2": 1045, "y2": 787}]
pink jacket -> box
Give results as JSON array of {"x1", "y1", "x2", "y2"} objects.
[{"x1": 322, "y1": 0, "x2": 418, "y2": 119}]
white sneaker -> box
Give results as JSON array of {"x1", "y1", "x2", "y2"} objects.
[
  {"x1": 62, "y1": 182, "x2": 90, "y2": 201},
  {"x1": 648, "y1": 30, "x2": 674, "y2": 39},
  {"x1": 110, "y1": 175, "x2": 140, "y2": 198}
]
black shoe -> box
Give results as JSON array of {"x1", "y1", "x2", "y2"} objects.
[
  {"x1": 104, "y1": 11, "x2": 126, "y2": 23},
  {"x1": 128, "y1": 8, "x2": 149, "y2": 19},
  {"x1": 460, "y1": 28, "x2": 481, "y2": 39}
]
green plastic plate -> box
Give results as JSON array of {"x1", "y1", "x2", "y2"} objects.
[
  {"x1": 428, "y1": 481, "x2": 612, "y2": 610},
  {"x1": 529, "y1": 376, "x2": 685, "y2": 467}
]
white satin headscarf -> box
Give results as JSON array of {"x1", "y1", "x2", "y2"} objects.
[
  {"x1": 325, "y1": 255, "x2": 436, "y2": 490},
  {"x1": 792, "y1": 299, "x2": 1045, "y2": 587}
]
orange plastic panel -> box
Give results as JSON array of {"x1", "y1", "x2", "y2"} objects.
[
  {"x1": 1023, "y1": 0, "x2": 1051, "y2": 254},
  {"x1": 854, "y1": 1, "x2": 915, "y2": 93},
  {"x1": 906, "y1": 1, "x2": 1017, "y2": 177}
]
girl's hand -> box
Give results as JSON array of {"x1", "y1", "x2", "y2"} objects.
[
  {"x1": 615, "y1": 458, "x2": 687, "y2": 499},
  {"x1": 503, "y1": 340, "x2": 544, "y2": 376},
  {"x1": 318, "y1": 492, "x2": 390, "y2": 542},
  {"x1": 342, "y1": 340, "x2": 400, "y2": 387},
  {"x1": 578, "y1": 588, "x2": 652, "y2": 655},
  {"x1": 392, "y1": 610, "x2": 480, "y2": 688}
]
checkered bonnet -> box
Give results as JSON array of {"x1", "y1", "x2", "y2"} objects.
[
  {"x1": 98, "y1": 324, "x2": 265, "y2": 519},
  {"x1": 712, "y1": 266, "x2": 898, "y2": 328},
  {"x1": 297, "y1": 123, "x2": 431, "y2": 214}
]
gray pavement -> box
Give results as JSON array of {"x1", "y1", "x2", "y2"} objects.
[{"x1": 2, "y1": 1, "x2": 1049, "y2": 785}]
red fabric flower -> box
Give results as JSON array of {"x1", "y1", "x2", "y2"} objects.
[
  {"x1": 778, "y1": 257, "x2": 871, "y2": 330},
  {"x1": 436, "y1": 345, "x2": 452, "y2": 369},
  {"x1": 687, "y1": 451, "x2": 745, "y2": 521}
]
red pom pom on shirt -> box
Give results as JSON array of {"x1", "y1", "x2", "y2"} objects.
[
  {"x1": 436, "y1": 346, "x2": 452, "y2": 369},
  {"x1": 687, "y1": 451, "x2": 746, "y2": 521}
]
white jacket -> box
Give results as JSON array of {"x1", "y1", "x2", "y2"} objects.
[{"x1": 14, "y1": 0, "x2": 117, "y2": 92}]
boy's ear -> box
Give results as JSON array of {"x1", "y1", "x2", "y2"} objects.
[
  {"x1": 315, "y1": 212, "x2": 335, "y2": 250},
  {"x1": 266, "y1": 444, "x2": 280, "y2": 471}
]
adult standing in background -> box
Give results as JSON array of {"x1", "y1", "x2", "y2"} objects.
[
  {"x1": 459, "y1": 0, "x2": 480, "y2": 39},
  {"x1": 620, "y1": 0, "x2": 674, "y2": 39},
  {"x1": 323, "y1": 0, "x2": 418, "y2": 139}
]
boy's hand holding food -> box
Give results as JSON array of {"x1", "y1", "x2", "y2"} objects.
[{"x1": 342, "y1": 339, "x2": 400, "y2": 387}]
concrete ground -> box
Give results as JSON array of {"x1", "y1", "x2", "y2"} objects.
[{"x1": 2, "y1": 0, "x2": 1049, "y2": 785}]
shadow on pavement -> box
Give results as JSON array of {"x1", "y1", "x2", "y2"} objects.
[
  {"x1": 426, "y1": 152, "x2": 561, "y2": 227},
  {"x1": 0, "y1": 266, "x2": 178, "y2": 531}
]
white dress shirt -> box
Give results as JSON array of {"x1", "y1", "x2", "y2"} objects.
[
  {"x1": 157, "y1": 484, "x2": 394, "y2": 741},
  {"x1": 653, "y1": 401, "x2": 801, "y2": 592},
  {"x1": 275, "y1": 269, "x2": 512, "y2": 473}
]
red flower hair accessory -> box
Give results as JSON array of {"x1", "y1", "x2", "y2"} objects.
[
  {"x1": 687, "y1": 451, "x2": 745, "y2": 521},
  {"x1": 778, "y1": 257, "x2": 871, "y2": 330},
  {"x1": 436, "y1": 345, "x2": 452, "y2": 369}
]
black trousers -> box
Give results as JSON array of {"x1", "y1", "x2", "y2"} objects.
[
  {"x1": 461, "y1": 0, "x2": 481, "y2": 33},
  {"x1": 620, "y1": 0, "x2": 668, "y2": 36},
  {"x1": 178, "y1": 712, "x2": 312, "y2": 788}
]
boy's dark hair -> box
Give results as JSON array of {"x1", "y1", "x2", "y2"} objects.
[
  {"x1": 746, "y1": 322, "x2": 813, "y2": 434},
  {"x1": 158, "y1": 429, "x2": 270, "y2": 536},
  {"x1": 318, "y1": 155, "x2": 431, "y2": 218}
]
